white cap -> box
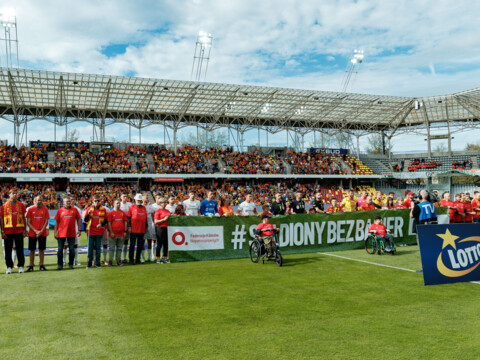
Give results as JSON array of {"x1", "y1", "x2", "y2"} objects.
[{"x1": 134, "y1": 193, "x2": 143, "y2": 201}]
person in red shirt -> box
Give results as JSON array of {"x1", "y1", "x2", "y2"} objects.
[
  {"x1": 471, "y1": 191, "x2": 480, "y2": 223},
  {"x1": 0, "y1": 188, "x2": 27, "y2": 274},
  {"x1": 368, "y1": 216, "x2": 394, "y2": 250},
  {"x1": 107, "y1": 199, "x2": 128, "y2": 266},
  {"x1": 395, "y1": 198, "x2": 407, "y2": 209},
  {"x1": 360, "y1": 196, "x2": 376, "y2": 211},
  {"x1": 154, "y1": 197, "x2": 171, "y2": 264},
  {"x1": 256, "y1": 214, "x2": 277, "y2": 257},
  {"x1": 404, "y1": 192, "x2": 415, "y2": 209},
  {"x1": 128, "y1": 193, "x2": 148, "y2": 265},
  {"x1": 463, "y1": 194, "x2": 474, "y2": 223},
  {"x1": 454, "y1": 194, "x2": 465, "y2": 223},
  {"x1": 439, "y1": 192, "x2": 456, "y2": 224},
  {"x1": 26, "y1": 195, "x2": 50, "y2": 272},
  {"x1": 326, "y1": 198, "x2": 342, "y2": 213},
  {"x1": 54, "y1": 196, "x2": 81, "y2": 270},
  {"x1": 84, "y1": 195, "x2": 108, "y2": 268}
]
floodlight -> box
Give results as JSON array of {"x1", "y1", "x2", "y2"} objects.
[
  {"x1": 0, "y1": 8, "x2": 16, "y2": 27},
  {"x1": 198, "y1": 31, "x2": 212, "y2": 47}
]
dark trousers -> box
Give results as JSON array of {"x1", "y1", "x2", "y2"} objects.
[
  {"x1": 129, "y1": 233, "x2": 145, "y2": 263},
  {"x1": 87, "y1": 234, "x2": 103, "y2": 266},
  {"x1": 58, "y1": 237, "x2": 75, "y2": 267},
  {"x1": 4, "y1": 233, "x2": 25, "y2": 268},
  {"x1": 155, "y1": 227, "x2": 168, "y2": 258}
]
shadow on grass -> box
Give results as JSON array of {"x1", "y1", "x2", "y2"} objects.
[{"x1": 281, "y1": 256, "x2": 323, "y2": 267}]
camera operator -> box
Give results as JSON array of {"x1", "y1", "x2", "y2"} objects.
[{"x1": 410, "y1": 190, "x2": 438, "y2": 234}]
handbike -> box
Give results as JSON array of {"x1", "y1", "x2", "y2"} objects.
[
  {"x1": 249, "y1": 229, "x2": 283, "y2": 266},
  {"x1": 365, "y1": 233, "x2": 396, "y2": 255}
]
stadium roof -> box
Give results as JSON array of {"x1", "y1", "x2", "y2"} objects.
[{"x1": 0, "y1": 67, "x2": 479, "y2": 135}]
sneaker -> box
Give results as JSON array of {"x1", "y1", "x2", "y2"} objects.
[
  {"x1": 18, "y1": 266, "x2": 24, "y2": 273},
  {"x1": 163, "y1": 259, "x2": 171, "y2": 263},
  {"x1": 6, "y1": 267, "x2": 12, "y2": 274},
  {"x1": 140, "y1": 259, "x2": 145, "y2": 264},
  {"x1": 107, "y1": 261, "x2": 112, "y2": 267},
  {"x1": 75, "y1": 261, "x2": 82, "y2": 266},
  {"x1": 103, "y1": 260, "x2": 109, "y2": 266},
  {"x1": 69, "y1": 264, "x2": 74, "y2": 270},
  {"x1": 117, "y1": 261, "x2": 124, "y2": 266},
  {"x1": 63, "y1": 261, "x2": 66, "y2": 266},
  {"x1": 156, "y1": 260, "x2": 163, "y2": 264},
  {"x1": 26, "y1": 266, "x2": 34, "y2": 273},
  {"x1": 39, "y1": 265, "x2": 47, "y2": 271}
]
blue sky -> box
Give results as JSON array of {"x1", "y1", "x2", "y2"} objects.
[{"x1": 1, "y1": 0, "x2": 480, "y2": 152}]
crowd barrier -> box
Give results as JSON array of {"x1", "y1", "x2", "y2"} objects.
[{"x1": 168, "y1": 208, "x2": 449, "y2": 262}]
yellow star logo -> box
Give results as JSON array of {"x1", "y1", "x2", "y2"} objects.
[{"x1": 437, "y1": 229, "x2": 459, "y2": 250}]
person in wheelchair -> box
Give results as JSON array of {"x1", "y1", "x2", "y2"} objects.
[
  {"x1": 256, "y1": 214, "x2": 276, "y2": 257},
  {"x1": 368, "y1": 216, "x2": 394, "y2": 251}
]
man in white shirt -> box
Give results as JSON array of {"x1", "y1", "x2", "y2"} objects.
[
  {"x1": 183, "y1": 192, "x2": 201, "y2": 216},
  {"x1": 166, "y1": 196, "x2": 176, "y2": 215},
  {"x1": 237, "y1": 194, "x2": 257, "y2": 216},
  {"x1": 119, "y1": 193, "x2": 132, "y2": 263},
  {"x1": 142, "y1": 195, "x2": 155, "y2": 262}
]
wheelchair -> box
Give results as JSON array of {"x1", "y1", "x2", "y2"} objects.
[
  {"x1": 249, "y1": 229, "x2": 283, "y2": 266},
  {"x1": 365, "y1": 233, "x2": 396, "y2": 255}
]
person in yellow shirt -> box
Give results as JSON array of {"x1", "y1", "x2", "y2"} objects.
[
  {"x1": 372, "y1": 191, "x2": 384, "y2": 209},
  {"x1": 341, "y1": 189, "x2": 357, "y2": 212}
]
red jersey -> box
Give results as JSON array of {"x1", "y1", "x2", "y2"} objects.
[
  {"x1": 395, "y1": 204, "x2": 407, "y2": 209},
  {"x1": 26, "y1": 205, "x2": 49, "y2": 237},
  {"x1": 464, "y1": 202, "x2": 473, "y2": 223},
  {"x1": 154, "y1": 209, "x2": 171, "y2": 228},
  {"x1": 326, "y1": 205, "x2": 342, "y2": 213},
  {"x1": 361, "y1": 203, "x2": 376, "y2": 211},
  {"x1": 107, "y1": 210, "x2": 127, "y2": 237},
  {"x1": 471, "y1": 199, "x2": 480, "y2": 219},
  {"x1": 356, "y1": 197, "x2": 368, "y2": 208},
  {"x1": 0, "y1": 201, "x2": 27, "y2": 235},
  {"x1": 128, "y1": 204, "x2": 147, "y2": 233},
  {"x1": 368, "y1": 223, "x2": 387, "y2": 236},
  {"x1": 440, "y1": 200, "x2": 456, "y2": 222},
  {"x1": 454, "y1": 201, "x2": 465, "y2": 223},
  {"x1": 404, "y1": 198, "x2": 412, "y2": 209},
  {"x1": 85, "y1": 206, "x2": 108, "y2": 235},
  {"x1": 55, "y1": 207, "x2": 80, "y2": 238},
  {"x1": 256, "y1": 222, "x2": 275, "y2": 236}
]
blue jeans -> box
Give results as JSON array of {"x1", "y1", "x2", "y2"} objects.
[
  {"x1": 88, "y1": 234, "x2": 103, "y2": 266},
  {"x1": 58, "y1": 237, "x2": 75, "y2": 267}
]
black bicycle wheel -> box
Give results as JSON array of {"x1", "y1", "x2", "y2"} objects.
[
  {"x1": 365, "y1": 236, "x2": 377, "y2": 255},
  {"x1": 275, "y1": 251, "x2": 283, "y2": 266},
  {"x1": 249, "y1": 240, "x2": 261, "y2": 263}
]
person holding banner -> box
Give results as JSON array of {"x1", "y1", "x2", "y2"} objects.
[
  {"x1": 271, "y1": 193, "x2": 287, "y2": 216},
  {"x1": 360, "y1": 196, "x2": 376, "y2": 211},
  {"x1": 326, "y1": 198, "x2": 342, "y2": 213},
  {"x1": 183, "y1": 192, "x2": 201, "y2": 216},
  {"x1": 0, "y1": 188, "x2": 27, "y2": 274},
  {"x1": 341, "y1": 189, "x2": 357, "y2": 212},
  {"x1": 218, "y1": 198, "x2": 234, "y2": 216},
  {"x1": 311, "y1": 192, "x2": 325, "y2": 214},
  {"x1": 289, "y1": 192, "x2": 306, "y2": 214},
  {"x1": 237, "y1": 194, "x2": 257, "y2": 216},
  {"x1": 154, "y1": 197, "x2": 170, "y2": 264},
  {"x1": 25, "y1": 195, "x2": 49, "y2": 272},
  {"x1": 200, "y1": 191, "x2": 218, "y2": 216}
]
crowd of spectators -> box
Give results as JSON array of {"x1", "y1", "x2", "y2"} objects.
[
  {"x1": 0, "y1": 145, "x2": 49, "y2": 173},
  {"x1": 221, "y1": 150, "x2": 285, "y2": 174},
  {"x1": 285, "y1": 152, "x2": 342, "y2": 175},
  {"x1": 66, "y1": 183, "x2": 138, "y2": 208},
  {"x1": 152, "y1": 146, "x2": 219, "y2": 174},
  {"x1": 0, "y1": 183, "x2": 58, "y2": 208},
  {"x1": 452, "y1": 160, "x2": 472, "y2": 170}
]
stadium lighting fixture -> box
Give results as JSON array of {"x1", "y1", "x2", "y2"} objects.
[
  {"x1": 0, "y1": 8, "x2": 16, "y2": 27},
  {"x1": 261, "y1": 103, "x2": 270, "y2": 114},
  {"x1": 191, "y1": 31, "x2": 213, "y2": 82},
  {"x1": 340, "y1": 49, "x2": 365, "y2": 92}
]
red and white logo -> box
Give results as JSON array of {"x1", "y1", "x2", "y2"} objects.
[{"x1": 168, "y1": 226, "x2": 224, "y2": 251}]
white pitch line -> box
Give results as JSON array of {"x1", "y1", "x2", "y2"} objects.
[
  {"x1": 318, "y1": 252, "x2": 480, "y2": 286},
  {"x1": 318, "y1": 252, "x2": 420, "y2": 273}
]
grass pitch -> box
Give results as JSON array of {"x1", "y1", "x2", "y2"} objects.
[{"x1": 1, "y1": 237, "x2": 479, "y2": 360}]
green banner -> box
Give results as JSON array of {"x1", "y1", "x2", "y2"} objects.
[{"x1": 168, "y1": 207, "x2": 448, "y2": 262}]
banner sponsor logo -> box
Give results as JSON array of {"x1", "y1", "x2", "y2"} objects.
[
  {"x1": 309, "y1": 147, "x2": 348, "y2": 155},
  {"x1": 418, "y1": 224, "x2": 480, "y2": 285},
  {"x1": 169, "y1": 226, "x2": 224, "y2": 251}
]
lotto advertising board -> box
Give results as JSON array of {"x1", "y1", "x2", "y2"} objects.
[{"x1": 168, "y1": 208, "x2": 448, "y2": 262}]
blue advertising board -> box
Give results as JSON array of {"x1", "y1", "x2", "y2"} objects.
[
  {"x1": 309, "y1": 148, "x2": 348, "y2": 155},
  {"x1": 417, "y1": 224, "x2": 480, "y2": 285}
]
